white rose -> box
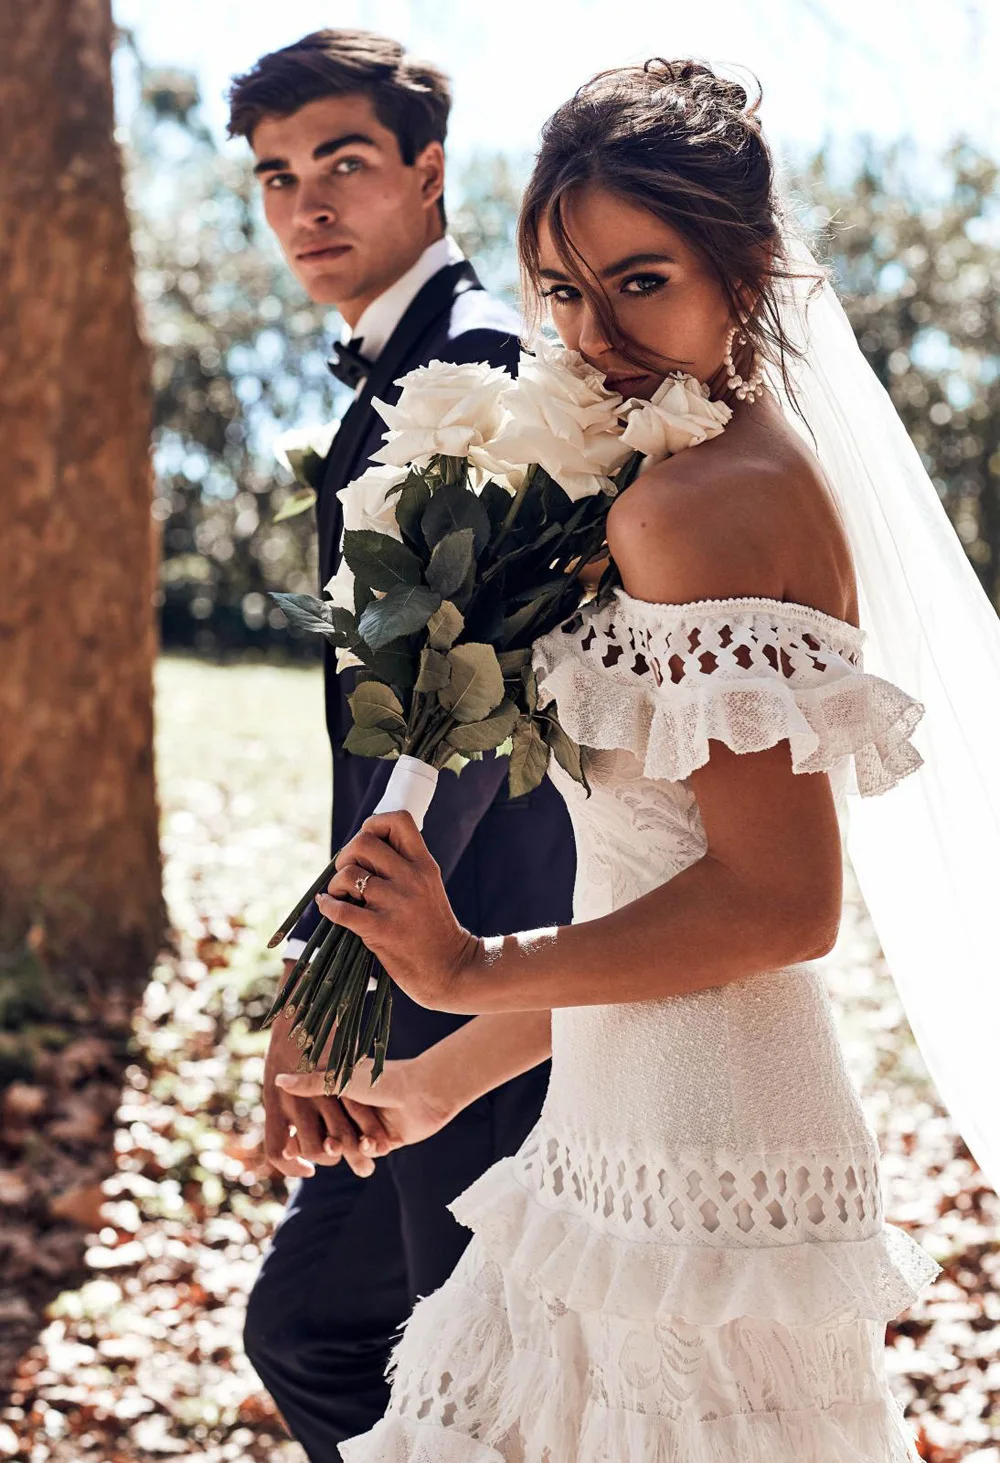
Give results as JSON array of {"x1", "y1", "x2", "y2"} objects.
[
  {"x1": 339, "y1": 462, "x2": 407, "y2": 540},
  {"x1": 483, "y1": 338, "x2": 632, "y2": 501},
  {"x1": 274, "y1": 419, "x2": 339, "y2": 481},
  {"x1": 323, "y1": 463, "x2": 407, "y2": 616},
  {"x1": 371, "y1": 359, "x2": 511, "y2": 470},
  {"x1": 619, "y1": 373, "x2": 732, "y2": 467}
]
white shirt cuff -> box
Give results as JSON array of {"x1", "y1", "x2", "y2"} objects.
[{"x1": 283, "y1": 938, "x2": 307, "y2": 960}]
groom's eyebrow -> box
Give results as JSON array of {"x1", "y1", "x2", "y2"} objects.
[
  {"x1": 253, "y1": 133, "x2": 378, "y2": 176},
  {"x1": 538, "y1": 252, "x2": 676, "y2": 282}
]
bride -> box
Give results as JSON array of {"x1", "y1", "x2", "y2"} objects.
[{"x1": 277, "y1": 59, "x2": 955, "y2": 1462}]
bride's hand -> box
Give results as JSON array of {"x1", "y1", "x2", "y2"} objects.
[
  {"x1": 315, "y1": 811, "x2": 480, "y2": 1011},
  {"x1": 276, "y1": 1054, "x2": 458, "y2": 1155}
]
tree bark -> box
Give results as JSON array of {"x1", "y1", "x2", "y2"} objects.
[{"x1": 0, "y1": 0, "x2": 163, "y2": 975}]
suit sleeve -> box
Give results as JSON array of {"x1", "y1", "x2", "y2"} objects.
[
  {"x1": 287, "y1": 319, "x2": 524, "y2": 952},
  {"x1": 445, "y1": 325, "x2": 522, "y2": 374}
]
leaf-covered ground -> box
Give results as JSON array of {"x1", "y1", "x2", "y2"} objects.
[{"x1": 1, "y1": 654, "x2": 998, "y2": 1460}]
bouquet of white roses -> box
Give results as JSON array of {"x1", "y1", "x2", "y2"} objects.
[{"x1": 263, "y1": 344, "x2": 730, "y2": 1089}]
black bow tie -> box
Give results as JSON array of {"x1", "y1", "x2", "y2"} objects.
[{"x1": 327, "y1": 336, "x2": 374, "y2": 390}]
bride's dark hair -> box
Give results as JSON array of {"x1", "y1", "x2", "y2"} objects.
[{"x1": 519, "y1": 60, "x2": 815, "y2": 394}]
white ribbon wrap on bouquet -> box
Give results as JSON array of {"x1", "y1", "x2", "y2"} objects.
[
  {"x1": 283, "y1": 756, "x2": 440, "y2": 961},
  {"x1": 371, "y1": 755, "x2": 440, "y2": 832}
]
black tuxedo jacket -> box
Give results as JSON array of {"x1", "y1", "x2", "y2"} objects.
[{"x1": 292, "y1": 260, "x2": 577, "y2": 1060}]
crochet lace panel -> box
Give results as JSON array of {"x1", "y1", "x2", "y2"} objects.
[
  {"x1": 534, "y1": 592, "x2": 924, "y2": 797},
  {"x1": 519, "y1": 1129, "x2": 883, "y2": 1247}
]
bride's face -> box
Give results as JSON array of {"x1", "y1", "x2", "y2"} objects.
[{"x1": 535, "y1": 184, "x2": 735, "y2": 400}]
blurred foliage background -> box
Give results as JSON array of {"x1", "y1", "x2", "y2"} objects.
[{"x1": 125, "y1": 47, "x2": 1000, "y2": 657}]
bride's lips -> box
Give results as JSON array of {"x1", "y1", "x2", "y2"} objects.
[{"x1": 603, "y1": 372, "x2": 649, "y2": 395}]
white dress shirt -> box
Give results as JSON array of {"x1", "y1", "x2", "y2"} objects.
[
  {"x1": 284, "y1": 235, "x2": 465, "y2": 961},
  {"x1": 342, "y1": 234, "x2": 466, "y2": 366}
]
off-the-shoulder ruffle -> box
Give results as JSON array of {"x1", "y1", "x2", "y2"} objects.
[
  {"x1": 533, "y1": 591, "x2": 925, "y2": 797},
  {"x1": 450, "y1": 1158, "x2": 940, "y2": 1330}
]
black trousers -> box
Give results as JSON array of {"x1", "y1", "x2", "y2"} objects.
[{"x1": 244, "y1": 1067, "x2": 548, "y2": 1460}]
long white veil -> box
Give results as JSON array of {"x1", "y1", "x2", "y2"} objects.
[{"x1": 775, "y1": 241, "x2": 1000, "y2": 1193}]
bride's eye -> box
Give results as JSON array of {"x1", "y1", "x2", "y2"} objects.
[
  {"x1": 621, "y1": 274, "x2": 667, "y2": 296},
  {"x1": 541, "y1": 285, "x2": 581, "y2": 305}
]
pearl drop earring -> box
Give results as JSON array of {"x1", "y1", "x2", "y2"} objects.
[{"x1": 723, "y1": 325, "x2": 765, "y2": 404}]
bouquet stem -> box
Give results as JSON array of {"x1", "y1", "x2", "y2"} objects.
[{"x1": 262, "y1": 756, "x2": 440, "y2": 1090}]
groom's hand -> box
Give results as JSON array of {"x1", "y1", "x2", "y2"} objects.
[{"x1": 262, "y1": 963, "x2": 376, "y2": 1180}]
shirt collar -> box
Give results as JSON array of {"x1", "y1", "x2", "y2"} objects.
[{"x1": 341, "y1": 235, "x2": 466, "y2": 363}]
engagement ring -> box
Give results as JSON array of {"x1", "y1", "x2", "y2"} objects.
[{"x1": 355, "y1": 872, "x2": 371, "y2": 898}]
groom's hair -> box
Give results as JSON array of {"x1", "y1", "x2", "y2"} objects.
[{"x1": 227, "y1": 29, "x2": 452, "y2": 221}]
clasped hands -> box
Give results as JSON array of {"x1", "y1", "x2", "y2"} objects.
[{"x1": 262, "y1": 812, "x2": 480, "y2": 1180}]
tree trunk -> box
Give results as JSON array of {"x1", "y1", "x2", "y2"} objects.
[{"x1": 0, "y1": 0, "x2": 163, "y2": 976}]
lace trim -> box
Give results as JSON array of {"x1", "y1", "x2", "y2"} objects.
[
  {"x1": 450, "y1": 1158, "x2": 939, "y2": 1328},
  {"x1": 518, "y1": 1131, "x2": 886, "y2": 1246},
  {"x1": 533, "y1": 591, "x2": 924, "y2": 797}
]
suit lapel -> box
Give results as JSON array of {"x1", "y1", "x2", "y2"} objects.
[{"x1": 317, "y1": 260, "x2": 482, "y2": 578}]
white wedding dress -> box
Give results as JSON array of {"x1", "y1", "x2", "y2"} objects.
[{"x1": 342, "y1": 588, "x2": 940, "y2": 1463}]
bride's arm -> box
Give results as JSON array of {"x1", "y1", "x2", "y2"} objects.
[
  {"x1": 320, "y1": 733, "x2": 841, "y2": 1015},
  {"x1": 409, "y1": 1009, "x2": 552, "y2": 1108},
  {"x1": 276, "y1": 1010, "x2": 552, "y2": 1148},
  {"x1": 318, "y1": 459, "x2": 847, "y2": 1015}
]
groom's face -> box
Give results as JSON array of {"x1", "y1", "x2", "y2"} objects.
[{"x1": 252, "y1": 94, "x2": 445, "y2": 323}]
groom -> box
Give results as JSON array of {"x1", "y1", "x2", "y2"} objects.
[{"x1": 226, "y1": 30, "x2": 575, "y2": 1459}]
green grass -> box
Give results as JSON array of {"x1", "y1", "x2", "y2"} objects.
[{"x1": 155, "y1": 652, "x2": 331, "y2": 999}]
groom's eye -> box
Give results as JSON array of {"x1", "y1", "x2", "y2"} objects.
[{"x1": 264, "y1": 173, "x2": 296, "y2": 191}]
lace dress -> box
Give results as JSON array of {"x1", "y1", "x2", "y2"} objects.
[{"x1": 342, "y1": 590, "x2": 940, "y2": 1463}]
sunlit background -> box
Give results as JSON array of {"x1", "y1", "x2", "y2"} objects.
[
  {"x1": 7, "y1": 8, "x2": 997, "y2": 1461},
  {"x1": 109, "y1": 0, "x2": 1000, "y2": 657}
]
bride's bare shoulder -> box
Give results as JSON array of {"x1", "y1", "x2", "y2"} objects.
[{"x1": 606, "y1": 408, "x2": 854, "y2": 613}]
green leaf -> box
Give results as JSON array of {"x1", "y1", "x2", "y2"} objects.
[
  {"x1": 273, "y1": 487, "x2": 317, "y2": 523},
  {"x1": 542, "y1": 715, "x2": 589, "y2": 791},
  {"x1": 394, "y1": 473, "x2": 432, "y2": 553},
  {"x1": 495, "y1": 735, "x2": 514, "y2": 758},
  {"x1": 425, "y1": 528, "x2": 476, "y2": 599},
  {"x1": 485, "y1": 523, "x2": 563, "y2": 581},
  {"x1": 343, "y1": 723, "x2": 402, "y2": 759},
  {"x1": 427, "y1": 600, "x2": 465, "y2": 651},
  {"x1": 441, "y1": 751, "x2": 469, "y2": 776},
  {"x1": 369, "y1": 639, "x2": 417, "y2": 689},
  {"x1": 446, "y1": 699, "x2": 520, "y2": 753},
  {"x1": 349, "y1": 681, "x2": 406, "y2": 733},
  {"x1": 285, "y1": 445, "x2": 327, "y2": 490},
  {"x1": 439, "y1": 643, "x2": 505, "y2": 724},
  {"x1": 509, "y1": 574, "x2": 569, "y2": 606},
  {"x1": 509, "y1": 716, "x2": 550, "y2": 798},
  {"x1": 271, "y1": 592, "x2": 350, "y2": 642},
  {"x1": 415, "y1": 647, "x2": 452, "y2": 694},
  {"x1": 498, "y1": 592, "x2": 554, "y2": 647},
  {"x1": 480, "y1": 478, "x2": 515, "y2": 532},
  {"x1": 421, "y1": 481, "x2": 491, "y2": 557},
  {"x1": 354, "y1": 576, "x2": 374, "y2": 619},
  {"x1": 357, "y1": 583, "x2": 441, "y2": 651},
  {"x1": 498, "y1": 647, "x2": 532, "y2": 677},
  {"x1": 343, "y1": 530, "x2": 424, "y2": 591}
]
